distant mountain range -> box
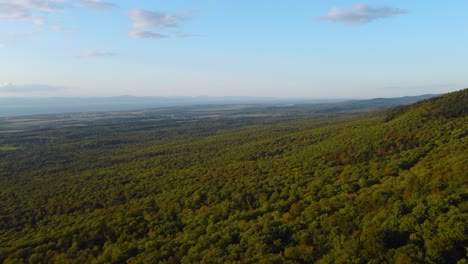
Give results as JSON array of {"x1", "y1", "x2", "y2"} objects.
[{"x1": 0, "y1": 94, "x2": 437, "y2": 117}]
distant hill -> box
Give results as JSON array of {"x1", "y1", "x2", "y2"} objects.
[
  {"x1": 307, "y1": 94, "x2": 438, "y2": 113},
  {"x1": 0, "y1": 89, "x2": 466, "y2": 263},
  {"x1": 386, "y1": 89, "x2": 468, "y2": 120}
]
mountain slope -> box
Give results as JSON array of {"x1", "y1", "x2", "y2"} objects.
[{"x1": 0, "y1": 89, "x2": 466, "y2": 263}]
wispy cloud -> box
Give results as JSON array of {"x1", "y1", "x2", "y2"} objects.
[
  {"x1": 50, "y1": 25, "x2": 72, "y2": 33},
  {"x1": 174, "y1": 31, "x2": 200, "y2": 38},
  {"x1": 0, "y1": 3, "x2": 44, "y2": 25},
  {"x1": 129, "y1": 9, "x2": 179, "y2": 29},
  {"x1": 6, "y1": 30, "x2": 41, "y2": 40},
  {"x1": 129, "y1": 30, "x2": 168, "y2": 40},
  {"x1": 80, "y1": 49, "x2": 115, "y2": 58},
  {"x1": 0, "y1": 0, "x2": 69, "y2": 13},
  {"x1": 0, "y1": 0, "x2": 69, "y2": 25},
  {"x1": 0, "y1": 83, "x2": 68, "y2": 93},
  {"x1": 128, "y1": 8, "x2": 194, "y2": 40},
  {"x1": 81, "y1": 0, "x2": 116, "y2": 10},
  {"x1": 318, "y1": 3, "x2": 407, "y2": 25}
]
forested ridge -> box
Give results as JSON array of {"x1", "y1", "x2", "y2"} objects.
[{"x1": 0, "y1": 89, "x2": 467, "y2": 263}]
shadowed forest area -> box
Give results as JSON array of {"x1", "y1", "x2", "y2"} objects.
[{"x1": 0, "y1": 89, "x2": 467, "y2": 263}]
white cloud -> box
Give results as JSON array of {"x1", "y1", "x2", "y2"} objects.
[
  {"x1": 0, "y1": 0, "x2": 70, "y2": 25},
  {"x1": 129, "y1": 9, "x2": 178, "y2": 29},
  {"x1": 318, "y1": 3, "x2": 407, "y2": 25},
  {"x1": 0, "y1": 0, "x2": 69, "y2": 13},
  {"x1": 81, "y1": 0, "x2": 116, "y2": 10},
  {"x1": 80, "y1": 49, "x2": 115, "y2": 58},
  {"x1": 128, "y1": 8, "x2": 194, "y2": 40},
  {"x1": 0, "y1": 3, "x2": 44, "y2": 25},
  {"x1": 129, "y1": 30, "x2": 168, "y2": 40}
]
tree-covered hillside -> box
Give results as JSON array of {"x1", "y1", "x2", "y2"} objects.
[{"x1": 0, "y1": 89, "x2": 467, "y2": 263}]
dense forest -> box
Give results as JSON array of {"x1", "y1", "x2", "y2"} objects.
[{"x1": 0, "y1": 89, "x2": 467, "y2": 263}]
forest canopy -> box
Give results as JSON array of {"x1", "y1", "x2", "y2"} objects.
[{"x1": 0, "y1": 89, "x2": 467, "y2": 263}]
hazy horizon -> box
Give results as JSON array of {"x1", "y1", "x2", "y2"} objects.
[
  {"x1": 1, "y1": 1, "x2": 467, "y2": 98},
  {"x1": 0, "y1": 93, "x2": 441, "y2": 100},
  {"x1": 0, "y1": 93, "x2": 439, "y2": 118}
]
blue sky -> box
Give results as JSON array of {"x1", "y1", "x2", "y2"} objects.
[{"x1": 0, "y1": 0, "x2": 467, "y2": 98}]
